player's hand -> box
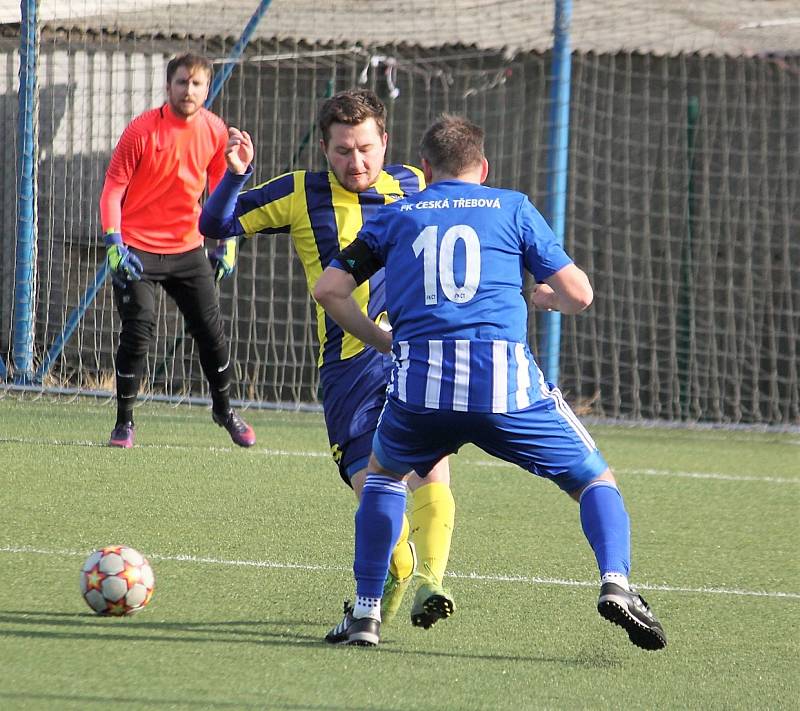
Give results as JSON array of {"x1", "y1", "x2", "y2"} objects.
[
  {"x1": 225, "y1": 127, "x2": 254, "y2": 175},
  {"x1": 105, "y1": 232, "x2": 143, "y2": 283},
  {"x1": 375, "y1": 330, "x2": 392, "y2": 354},
  {"x1": 531, "y1": 283, "x2": 557, "y2": 311},
  {"x1": 374, "y1": 312, "x2": 393, "y2": 353},
  {"x1": 208, "y1": 238, "x2": 237, "y2": 282}
]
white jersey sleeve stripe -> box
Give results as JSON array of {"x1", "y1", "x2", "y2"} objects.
[
  {"x1": 514, "y1": 342, "x2": 532, "y2": 410},
  {"x1": 535, "y1": 362, "x2": 549, "y2": 399},
  {"x1": 396, "y1": 341, "x2": 410, "y2": 403},
  {"x1": 492, "y1": 340, "x2": 508, "y2": 412},
  {"x1": 453, "y1": 340, "x2": 471, "y2": 411},
  {"x1": 425, "y1": 340, "x2": 443, "y2": 409}
]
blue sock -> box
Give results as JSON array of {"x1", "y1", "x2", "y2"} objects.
[
  {"x1": 579, "y1": 481, "x2": 631, "y2": 578},
  {"x1": 354, "y1": 474, "x2": 408, "y2": 598}
]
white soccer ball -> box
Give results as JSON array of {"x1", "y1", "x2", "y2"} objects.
[{"x1": 79, "y1": 545, "x2": 155, "y2": 616}]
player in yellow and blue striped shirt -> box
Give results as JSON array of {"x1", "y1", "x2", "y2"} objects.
[{"x1": 200, "y1": 90, "x2": 456, "y2": 628}]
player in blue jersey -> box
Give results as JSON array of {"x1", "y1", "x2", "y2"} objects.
[
  {"x1": 199, "y1": 90, "x2": 456, "y2": 627},
  {"x1": 315, "y1": 114, "x2": 667, "y2": 650}
]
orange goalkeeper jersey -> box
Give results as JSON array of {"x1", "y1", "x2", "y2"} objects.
[{"x1": 100, "y1": 103, "x2": 227, "y2": 254}]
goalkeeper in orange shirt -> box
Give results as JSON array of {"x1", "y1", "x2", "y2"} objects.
[{"x1": 99, "y1": 53, "x2": 254, "y2": 449}]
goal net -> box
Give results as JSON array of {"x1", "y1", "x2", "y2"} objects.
[{"x1": 1, "y1": 0, "x2": 797, "y2": 425}]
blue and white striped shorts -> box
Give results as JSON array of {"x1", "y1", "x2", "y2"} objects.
[{"x1": 373, "y1": 383, "x2": 608, "y2": 493}]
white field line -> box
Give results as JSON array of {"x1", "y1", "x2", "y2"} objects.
[
  {"x1": 469, "y1": 459, "x2": 800, "y2": 484},
  {"x1": 1, "y1": 545, "x2": 798, "y2": 600},
  {"x1": 0, "y1": 437, "x2": 797, "y2": 484},
  {"x1": 0, "y1": 437, "x2": 330, "y2": 458}
]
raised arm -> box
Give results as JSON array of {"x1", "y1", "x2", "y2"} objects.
[
  {"x1": 199, "y1": 127, "x2": 255, "y2": 238},
  {"x1": 198, "y1": 168, "x2": 252, "y2": 239},
  {"x1": 200, "y1": 127, "x2": 299, "y2": 241},
  {"x1": 224, "y1": 126, "x2": 254, "y2": 175}
]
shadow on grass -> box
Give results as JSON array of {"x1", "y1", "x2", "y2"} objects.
[
  {"x1": 0, "y1": 690, "x2": 364, "y2": 710},
  {"x1": 0, "y1": 608, "x2": 623, "y2": 669},
  {"x1": 0, "y1": 609, "x2": 322, "y2": 646}
]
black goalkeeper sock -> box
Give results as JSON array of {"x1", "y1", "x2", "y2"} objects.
[
  {"x1": 116, "y1": 398, "x2": 135, "y2": 426},
  {"x1": 204, "y1": 354, "x2": 233, "y2": 416},
  {"x1": 211, "y1": 390, "x2": 231, "y2": 417},
  {"x1": 114, "y1": 370, "x2": 139, "y2": 426}
]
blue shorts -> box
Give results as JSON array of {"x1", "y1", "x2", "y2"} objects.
[
  {"x1": 319, "y1": 348, "x2": 392, "y2": 486},
  {"x1": 372, "y1": 385, "x2": 608, "y2": 493}
]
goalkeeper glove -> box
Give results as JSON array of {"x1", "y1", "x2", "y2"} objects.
[
  {"x1": 105, "y1": 232, "x2": 143, "y2": 283},
  {"x1": 208, "y1": 238, "x2": 237, "y2": 282}
]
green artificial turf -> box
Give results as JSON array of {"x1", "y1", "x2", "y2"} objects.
[{"x1": 0, "y1": 396, "x2": 797, "y2": 710}]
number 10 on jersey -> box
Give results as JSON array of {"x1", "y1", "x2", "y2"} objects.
[{"x1": 412, "y1": 224, "x2": 481, "y2": 305}]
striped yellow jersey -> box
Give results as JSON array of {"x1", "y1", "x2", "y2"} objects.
[{"x1": 233, "y1": 165, "x2": 425, "y2": 367}]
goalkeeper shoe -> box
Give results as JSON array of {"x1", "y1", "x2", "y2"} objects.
[
  {"x1": 212, "y1": 409, "x2": 255, "y2": 448},
  {"x1": 381, "y1": 541, "x2": 416, "y2": 623},
  {"x1": 410, "y1": 580, "x2": 455, "y2": 629},
  {"x1": 109, "y1": 422, "x2": 135, "y2": 449},
  {"x1": 325, "y1": 601, "x2": 380, "y2": 646},
  {"x1": 597, "y1": 582, "x2": 667, "y2": 651}
]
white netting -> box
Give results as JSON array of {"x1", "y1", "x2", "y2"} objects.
[{"x1": 1, "y1": 1, "x2": 798, "y2": 424}]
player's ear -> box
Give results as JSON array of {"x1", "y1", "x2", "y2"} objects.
[
  {"x1": 479, "y1": 158, "x2": 489, "y2": 184},
  {"x1": 421, "y1": 157, "x2": 434, "y2": 184}
]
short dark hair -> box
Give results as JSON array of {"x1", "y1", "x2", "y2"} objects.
[
  {"x1": 317, "y1": 89, "x2": 387, "y2": 144},
  {"x1": 420, "y1": 114, "x2": 485, "y2": 176},
  {"x1": 166, "y1": 53, "x2": 213, "y2": 84}
]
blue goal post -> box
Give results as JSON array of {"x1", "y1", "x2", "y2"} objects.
[
  {"x1": 11, "y1": 0, "x2": 39, "y2": 384},
  {"x1": 540, "y1": 0, "x2": 572, "y2": 385}
]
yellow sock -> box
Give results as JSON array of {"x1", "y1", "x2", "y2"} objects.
[
  {"x1": 388, "y1": 514, "x2": 413, "y2": 580},
  {"x1": 409, "y1": 482, "x2": 455, "y2": 586}
]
